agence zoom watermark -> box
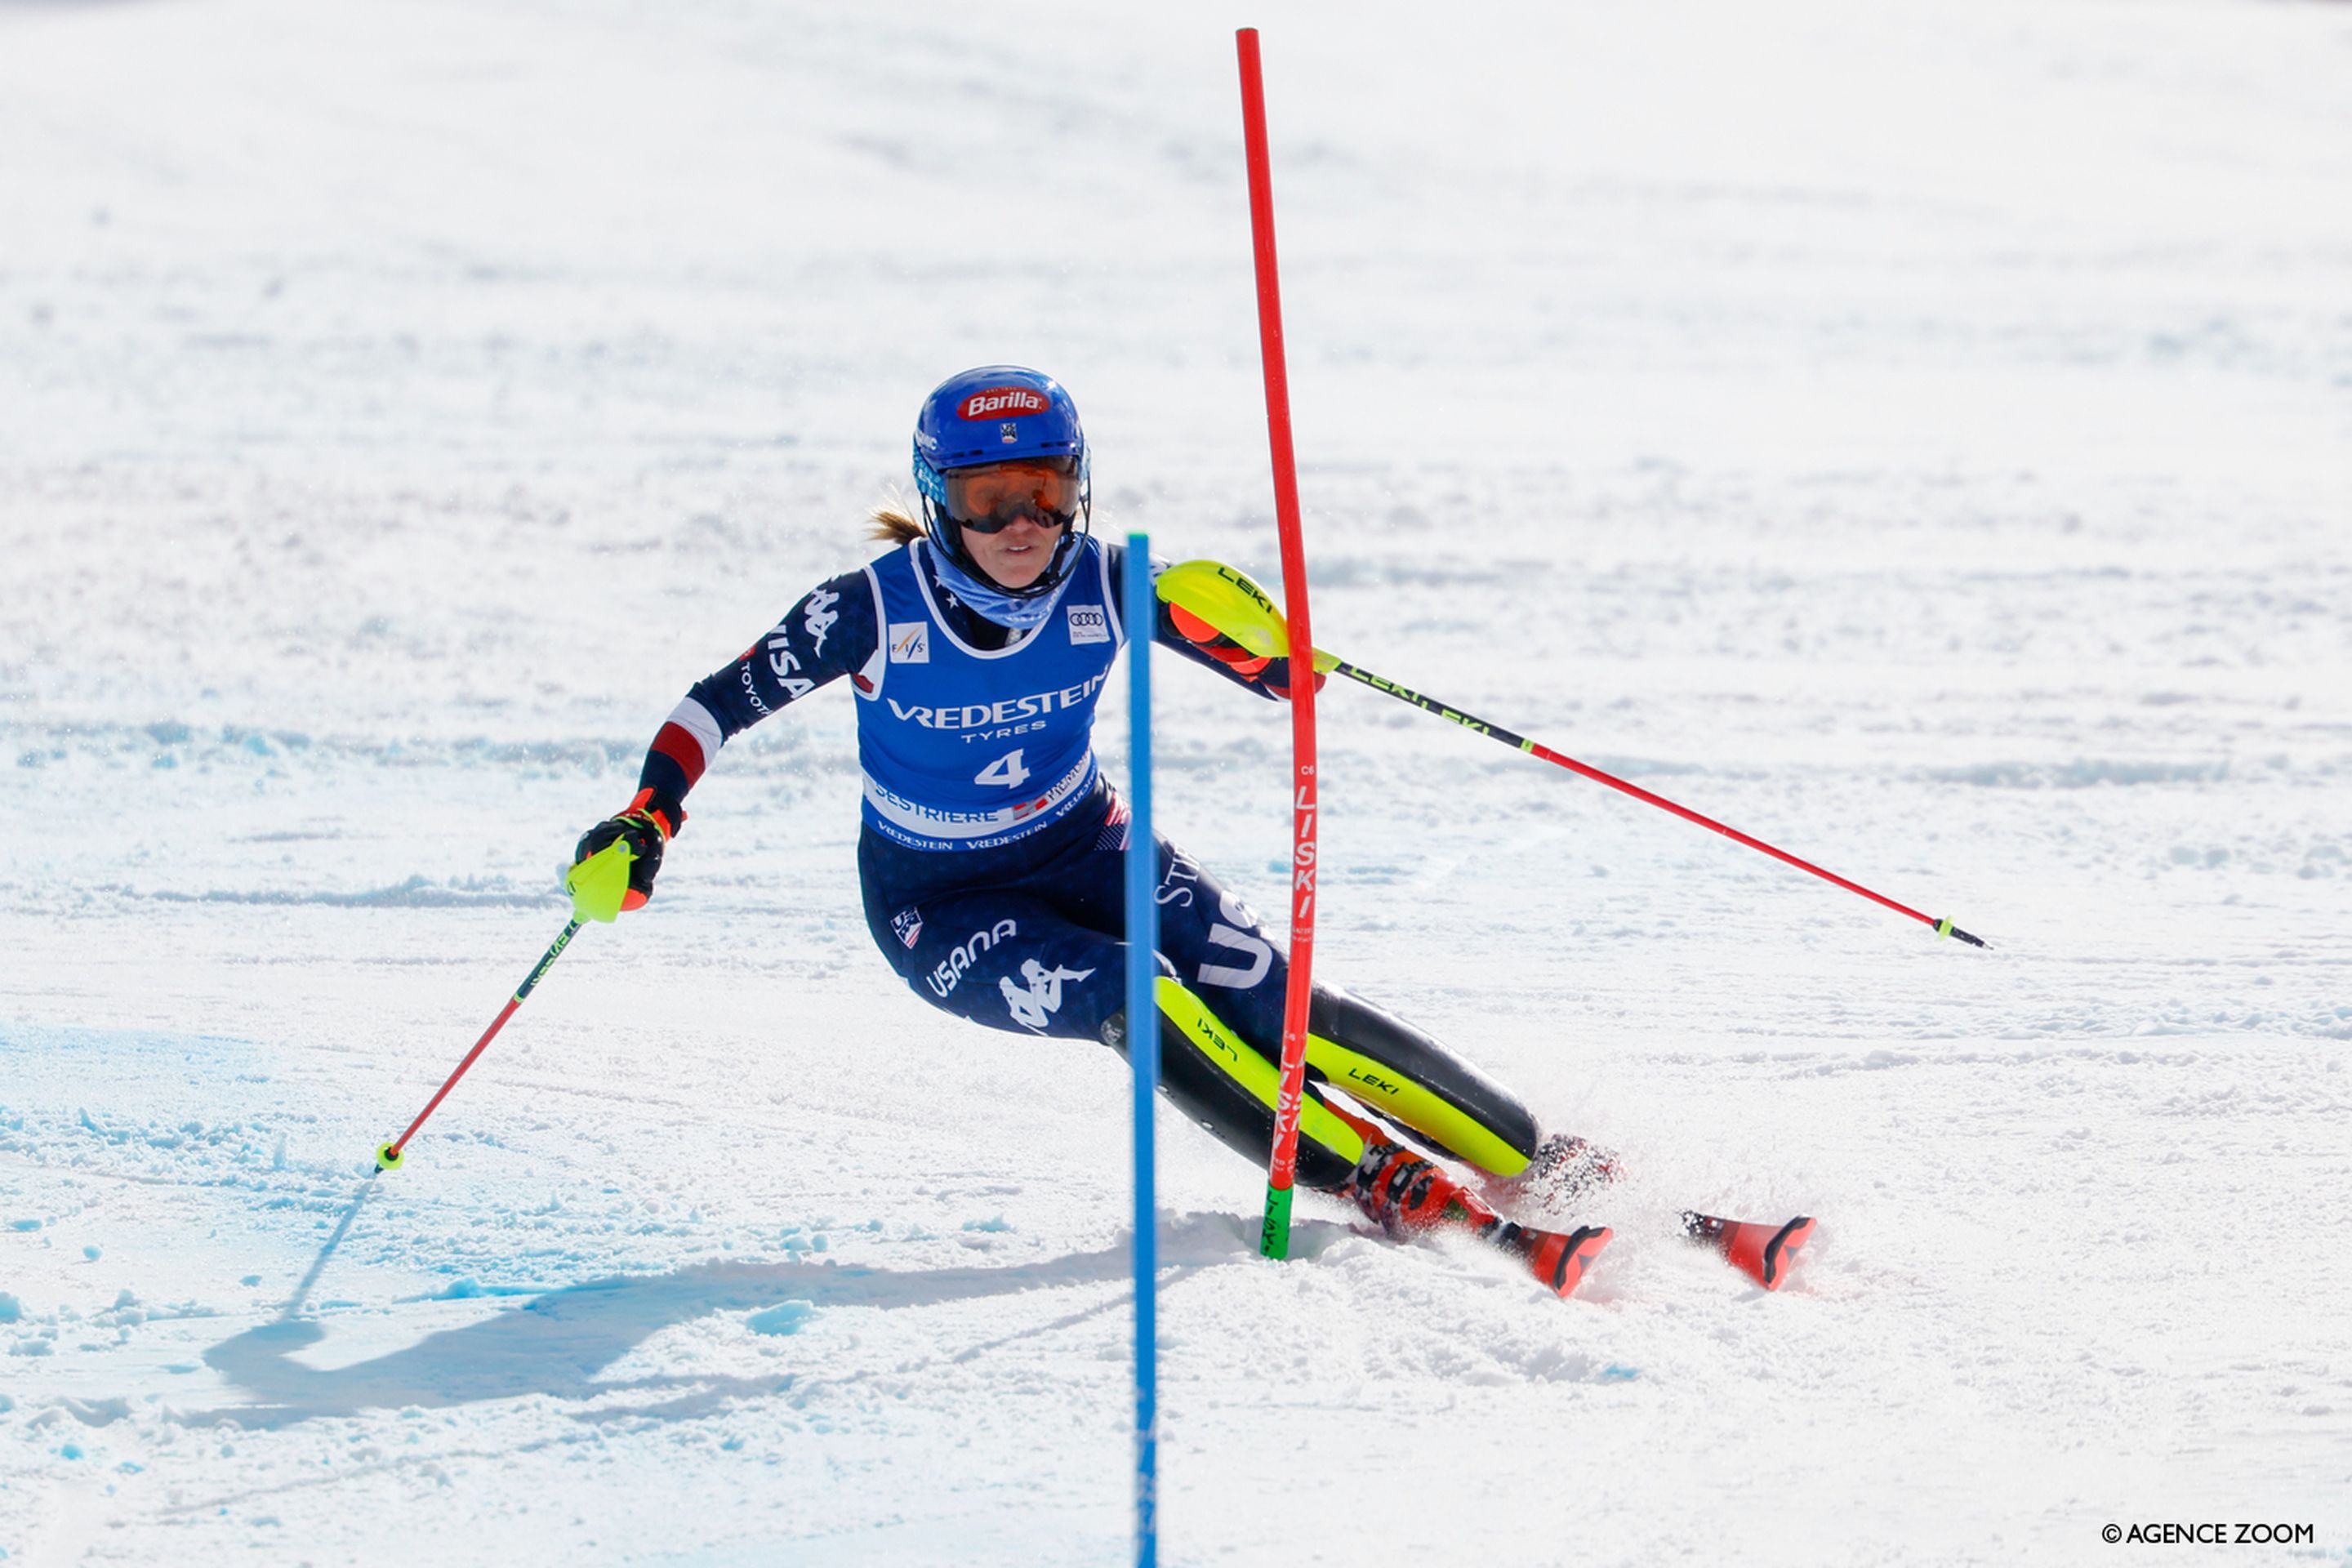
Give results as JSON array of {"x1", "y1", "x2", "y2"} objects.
[{"x1": 2102, "y1": 1522, "x2": 2315, "y2": 1547}]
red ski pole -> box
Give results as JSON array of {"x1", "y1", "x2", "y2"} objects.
[
  {"x1": 373, "y1": 917, "x2": 583, "y2": 1172},
  {"x1": 1315, "y1": 656, "x2": 1989, "y2": 947},
  {"x1": 372, "y1": 839, "x2": 634, "y2": 1172},
  {"x1": 1153, "y1": 560, "x2": 1989, "y2": 950},
  {"x1": 1236, "y1": 26, "x2": 1323, "y2": 1260}
]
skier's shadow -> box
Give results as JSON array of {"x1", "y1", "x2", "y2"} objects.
[{"x1": 198, "y1": 1210, "x2": 1337, "y2": 1429}]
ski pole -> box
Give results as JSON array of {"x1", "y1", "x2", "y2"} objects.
[
  {"x1": 1156, "y1": 561, "x2": 1989, "y2": 949},
  {"x1": 372, "y1": 839, "x2": 635, "y2": 1172}
]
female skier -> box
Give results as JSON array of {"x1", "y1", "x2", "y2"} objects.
[{"x1": 572, "y1": 366, "x2": 1619, "y2": 1294}]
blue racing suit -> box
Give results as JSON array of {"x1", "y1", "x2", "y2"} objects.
[{"x1": 631, "y1": 534, "x2": 1540, "y2": 1192}]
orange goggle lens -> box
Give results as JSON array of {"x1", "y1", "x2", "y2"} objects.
[{"x1": 946, "y1": 458, "x2": 1080, "y2": 532}]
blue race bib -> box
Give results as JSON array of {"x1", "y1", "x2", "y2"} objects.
[{"x1": 854, "y1": 537, "x2": 1126, "y2": 852}]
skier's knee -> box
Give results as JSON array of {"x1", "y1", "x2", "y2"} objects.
[
  {"x1": 1102, "y1": 982, "x2": 1362, "y2": 1192},
  {"x1": 1305, "y1": 983, "x2": 1540, "y2": 1177}
]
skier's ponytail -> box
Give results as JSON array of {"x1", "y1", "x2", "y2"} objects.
[{"x1": 866, "y1": 495, "x2": 924, "y2": 547}]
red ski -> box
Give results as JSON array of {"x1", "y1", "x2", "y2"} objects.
[
  {"x1": 1512, "y1": 1220, "x2": 1614, "y2": 1298},
  {"x1": 1348, "y1": 1137, "x2": 1612, "y2": 1298},
  {"x1": 1682, "y1": 1211, "x2": 1815, "y2": 1291}
]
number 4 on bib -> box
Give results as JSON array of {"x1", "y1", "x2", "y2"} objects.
[{"x1": 974, "y1": 749, "x2": 1031, "y2": 790}]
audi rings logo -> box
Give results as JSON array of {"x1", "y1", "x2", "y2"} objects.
[{"x1": 958, "y1": 386, "x2": 1047, "y2": 421}]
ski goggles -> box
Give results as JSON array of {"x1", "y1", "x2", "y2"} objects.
[{"x1": 944, "y1": 457, "x2": 1081, "y2": 533}]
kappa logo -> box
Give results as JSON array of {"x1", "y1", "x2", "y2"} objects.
[
  {"x1": 1066, "y1": 604, "x2": 1110, "y2": 646},
  {"x1": 888, "y1": 621, "x2": 930, "y2": 664},
  {"x1": 891, "y1": 906, "x2": 924, "y2": 949},
  {"x1": 958, "y1": 386, "x2": 1048, "y2": 421},
  {"x1": 803, "y1": 586, "x2": 840, "y2": 657},
  {"x1": 1001, "y1": 958, "x2": 1095, "y2": 1032}
]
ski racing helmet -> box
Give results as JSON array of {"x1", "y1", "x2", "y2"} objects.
[{"x1": 911, "y1": 365, "x2": 1092, "y2": 597}]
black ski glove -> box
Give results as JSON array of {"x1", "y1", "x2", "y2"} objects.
[{"x1": 572, "y1": 790, "x2": 681, "y2": 913}]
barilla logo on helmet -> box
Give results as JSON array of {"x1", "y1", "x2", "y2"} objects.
[{"x1": 959, "y1": 386, "x2": 1049, "y2": 421}]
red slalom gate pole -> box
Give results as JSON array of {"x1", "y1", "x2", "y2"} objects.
[
  {"x1": 372, "y1": 917, "x2": 585, "y2": 1173},
  {"x1": 1236, "y1": 27, "x2": 1321, "y2": 1261}
]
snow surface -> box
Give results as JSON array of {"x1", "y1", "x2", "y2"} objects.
[{"x1": 4, "y1": 0, "x2": 2350, "y2": 1562}]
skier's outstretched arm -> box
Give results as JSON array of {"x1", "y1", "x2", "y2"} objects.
[
  {"x1": 575, "y1": 571, "x2": 876, "y2": 911},
  {"x1": 1109, "y1": 544, "x2": 1322, "y2": 702}
]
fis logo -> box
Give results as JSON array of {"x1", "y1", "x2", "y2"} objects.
[
  {"x1": 1066, "y1": 604, "x2": 1110, "y2": 646},
  {"x1": 888, "y1": 621, "x2": 930, "y2": 664},
  {"x1": 959, "y1": 386, "x2": 1048, "y2": 421}
]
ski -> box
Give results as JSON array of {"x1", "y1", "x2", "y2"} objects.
[
  {"x1": 1507, "y1": 1219, "x2": 1614, "y2": 1298},
  {"x1": 1348, "y1": 1137, "x2": 1613, "y2": 1297},
  {"x1": 1682, "y1": 1210, "x2": 1815, "y2": 1291}
]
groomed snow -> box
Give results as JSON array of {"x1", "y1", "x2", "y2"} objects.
[{"x1": 3, "y1": 1, "x2": 2349, "y2": 1562}]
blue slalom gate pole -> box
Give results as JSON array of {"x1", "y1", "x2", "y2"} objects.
[{"x1": 1122, "y1": 532, "x2": 1160, "y2": 1568}]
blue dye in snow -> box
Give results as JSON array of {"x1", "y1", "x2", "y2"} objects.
[{"x1": 746, "y1": 1301, "x2": 816, "y2": 1337}]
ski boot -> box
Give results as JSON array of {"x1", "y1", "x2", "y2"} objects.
[{"x1": 1348, "y1": 1138, "x2": 1612, "y2": 1298}]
